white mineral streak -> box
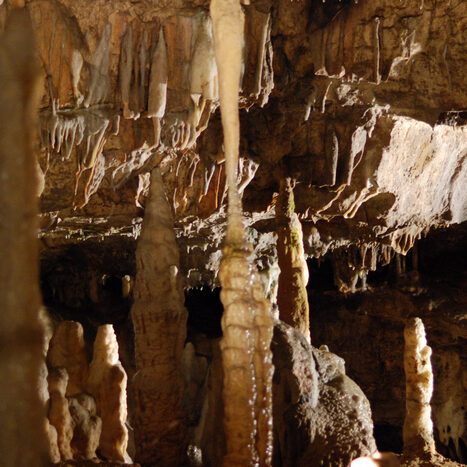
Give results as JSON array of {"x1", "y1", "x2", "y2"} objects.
[
  {"x1": 211, "y1": 1, "x2": 274, "y2": 465},
  {"x1": 403, "y1": 317, "x2": 436, "y2": 457}
]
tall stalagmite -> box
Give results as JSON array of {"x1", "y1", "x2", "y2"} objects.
[
  {"x1": 276, "y1": 176, "x2": 310, "y2": 342},
  {"x1": 0, "y1": 7, "x2": 47, "y2": 465},
  {"x1": 211, "y1": 0, "x2": 274, "y2": 465},
  {"x1": 403, "y1": 317, "x2": 436, "y2": 458},
  {"x1": 131, "y1": 168, "x2": 188, "y2": 465}
]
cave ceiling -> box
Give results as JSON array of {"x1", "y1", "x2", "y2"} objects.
[{"x1": 2, "y1": 0, "x2": 464, "y2": 286}]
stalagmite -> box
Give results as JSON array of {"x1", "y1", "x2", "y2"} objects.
[
  {"x1": 276, "y1": 176, "x2": 311, "y2": 342},
  {"x1": 68, "y1": 394, "x2": 102, "y2": 460},
  {"x1": 0, "y1": 9, "x2": 48, "y2": 464},
  {"x1": 211, "y1": 0, "x2": 274, "y2": 465},
  {"x1": 47, "y1": 321, "x2": 89, "y2": 396},
  {"x1": 87, "y1": 324, "x2": 129, "y2": 462},
  {"x1": 403, "y1": 317, "x2": 436, "y2": 458},
  {"x1": 148, "y1": 27, "x2": 168, "y2": 147},
  {"x1": 47, "y1": 367, "x2": 74, "y2": 461},
  {"x1": 131, "y1": 167, "x2": 188, "y2": 465}
]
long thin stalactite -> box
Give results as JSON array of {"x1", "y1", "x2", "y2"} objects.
[{"x1": 210, "y1": 0, "x2": 274, "y2": 465}]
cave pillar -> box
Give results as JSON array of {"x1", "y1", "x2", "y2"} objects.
[
  {"x1": 211, "y1": 0, "x2": 274, "y2": 465},
  {"x1": 403, "y1": 317, "x2": 436, "y2": 458},
  {"x1": 0, "y1": 8, "x2": 48, "y2": 465},
  {"x1": 276, "y1": 176, "x2": 311, "y2": 342},
  {"x1": 131, "y1": 168, "x2": 188, "y2": 465}
]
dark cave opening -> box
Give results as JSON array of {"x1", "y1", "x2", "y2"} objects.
[{"x1": 185, "y1": 286, "x2": 224, "y2": 339}]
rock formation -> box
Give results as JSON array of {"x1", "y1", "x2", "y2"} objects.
[
  {"x1": 0, "y1": 7, "x2": 48, "y2": 465},
  {"x1": 276, "y1": 175, "x2": 310, "y2": 341},
  {"x1": 0, "y1": 0, "x2": 466, "y2": 465},
  {"x1": 87, "y1": 324, "x2": 129, "y2": 462},
  {"x1": 47, "y1": 367, "x2": 75, "y2": 460},
  {"x1": 131, "y1": 167, "x2": 188, "y2": 465},
  {"x1": 403, "y1": 317, "x2": 436, "y2": 458},
  {"x1": 211, "y1": 0, "x2": 274, "y2": 464},
  {"x1": 47, "y1": 321, "x2": 89, "y2": 396}
]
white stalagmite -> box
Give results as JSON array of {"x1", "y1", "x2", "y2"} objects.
[
  {"x1": 403, "y1": 317, "x2": 436, "y2": 457},
  {"x1": 210, "y1": 1, "x2": 274, "y2": 465},
  {"x1": 87, "y1": 324, "x2": 129, "y2": 462}
]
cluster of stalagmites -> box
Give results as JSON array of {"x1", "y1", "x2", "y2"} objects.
[{"x1": 43, "y1": 320, "x2": 129, "y2": 464}]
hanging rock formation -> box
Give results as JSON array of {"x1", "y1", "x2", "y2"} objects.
[{"x1": 211, "y1": 0, "x2": 274, "y2": 464}]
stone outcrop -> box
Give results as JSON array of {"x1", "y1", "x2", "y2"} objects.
[{"x1": 272, "y1": 321, "x2": 377, "y2": 466}]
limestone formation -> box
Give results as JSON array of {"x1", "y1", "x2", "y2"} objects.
[
  {"x1": 272, "y1": 321, "x2": 377, "y2": 466},
  {"x1": 47, "y1": 367, "x2": 74, "y2": 461},
  {"x1": 211, "y1": 0, "x2": 274, "y2": 464},
  {"x1": 131, "y1": 167, "x2": 188, "y2": 465},
  {"x1": 87, "y1": 324, "x2": 129, "y2": 462},
  {"x1": 68, "y1": 393, "x2": 102, "y2": 460},
  {"x1": 47, "y1": 321, "x2": 89, "y2": 396},
  {"x1": 403, "y1": 317, "x2": 436, "y2": 458},
  {"x1": 276, "y1": 176, "x2": 310, "y2": 342},
  {"x1": 0, "y1": 8, "x2": 48, "y2": 465}
]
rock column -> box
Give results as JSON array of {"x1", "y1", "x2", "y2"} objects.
[
  {"x1": 276, "y1": 176, "x2": 310, "y2": 342},
  {"x1": 211, "y1": 0, "x2": 274, "y2": 465},
  {"x1": 0, "y1": 8, "x2": 48, "y2": 465},
  {"x1": 131, "y1": 167, "x2": 188, "y2": 465},
  {"x1": 403, "y1": 317, "x2": 436, "y2": 458}
]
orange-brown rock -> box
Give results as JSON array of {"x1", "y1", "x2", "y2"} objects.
[
  {"x1": 0, "y1": 7, "x2": 48, "y2": 465},
  {"x1": 47, "y1": 321, "x2": 89, "y2": 396},
  {"x1": 47, "y1": 367, "x2": 75, "y2": 461}
]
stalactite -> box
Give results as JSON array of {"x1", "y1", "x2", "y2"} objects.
[
  {"x1": 131, "y1": 167, "x2": 188, "y2": 465},
  {"x1": 86, "y1": 324, "x2": 129, "y2": 462},
  {"x1": 148, "y1": 27, "x2": 168, "y2": 147},
  {"x1": 120, "y1": 25, "x2": 134, "y2": 119},
  {"x1": 276, "y1": 176, "x2": 311, "y2": 342},
  {"x1": 211, "y1": 0, "x2": 274, "y2": 465},
  {"x1": 0, "y1": 10, "x2": 48, "y2": 463},
  {"x1": 403, "y1": 317, "x2": 436, "y2": 458},
  {"x1": 84, "y1": 23, "x2": 111, "y2": 108},
  {"x1": 189, "y1": 13, "x2": 218, "y2": 132}
]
